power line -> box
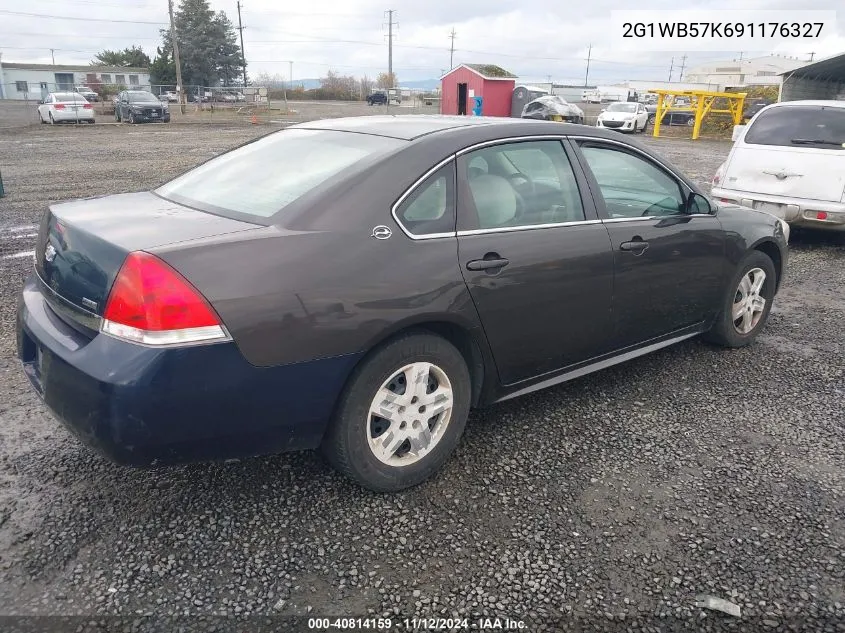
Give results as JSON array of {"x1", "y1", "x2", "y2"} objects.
[{"x1": 0, "y1": 9, "x2": 167, "y2": 25}]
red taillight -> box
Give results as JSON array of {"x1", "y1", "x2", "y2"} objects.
[
  {"x1": 54, "y1": 104, "x2": 66, "y2": 110},
  {"x1": 83, "y1": 103, "x2": 92, "y2": 109},
  {"x1": 102, "y1": 252, "x2": 228, "y2": 346},
  {"x1": 816, "y1": 211, "x2": 828, "y2": 220}
]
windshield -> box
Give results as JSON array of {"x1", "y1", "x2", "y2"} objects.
[
  {"x1": 607, "y1": 103, "x2": 637, "y2": 113},
  {"x1": 156, "y1": 129, "x2": 404, "y2": 220},
  {"x1": 745, "y1": 105, "x2": 845, "y2": 148},
  {"x1": 127, "y1": 91, "x2": 160, "y2": 103}
]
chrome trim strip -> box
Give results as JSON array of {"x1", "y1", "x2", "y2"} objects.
[
  {"x1": 457, "y1": 219, "x2": 601, "y2": 236},
  {"x1": 390, "y1": 154, "x2": 458, "y2": 241},
  {"x1": 35, "y1": 270, "x2": 102, "y2": 332},
  {"x1": 497, "y1": 330, "x2": 700, "y2": 403},
  {"x1": 603, "y1": 216, "x2": 655, "y2": 223},
  {"x1": 455, "y1": 135, "x2": 567, "y2": 156}
]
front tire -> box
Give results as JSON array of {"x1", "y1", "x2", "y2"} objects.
[
  {"x1": 322, "y1": 332, "x2": 471, "y2": 492},
  {"x1": 48, "y1": 112, "x2": 55, "y2": 125},
  {"x1": 704, "y1": 250, "x2": 777, "y2": 348},
  {"x1": 128, "y1": 112, "x2": 136, "y2": 124}
]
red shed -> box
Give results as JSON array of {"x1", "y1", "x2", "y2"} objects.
[{"x1": 440, "y1": 64, "x2": 517, "y2": 117}]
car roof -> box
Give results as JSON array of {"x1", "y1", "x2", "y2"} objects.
[
  {"x1": 293, "y1": 115, "x2": 546, "y2": 140},
  {"x1": 293, "y1": 115, "x2": 609, "y2": 141},
  {"x1": 764, "y1": 100, "x2": 845, "y2": 109}
]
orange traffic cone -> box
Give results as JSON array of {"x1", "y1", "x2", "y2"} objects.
[{"x1": 250, "y1": 114, "x2": 258, "y2": 124}]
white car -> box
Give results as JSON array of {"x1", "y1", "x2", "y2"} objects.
[
  {"x1": 596, "y1": 102, "x2": 649, "y2": 133},
  {"x1": 37, "y1": 92, "x2": 95, "y2": 124},
  {"x1": 711, "y1": 100, "x2": 845, "y2": 232}
]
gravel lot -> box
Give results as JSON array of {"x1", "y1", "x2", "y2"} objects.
[{"x1": 0, "y1": 120, "x2": 843, "y2": 632}]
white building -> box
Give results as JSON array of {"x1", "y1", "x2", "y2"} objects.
[
  {"x1": 0, "y1": 62, "x2": 151, "y2": 100},
  {"x1": 684, "y1": 54, "x2": 808, "y2": 90}
]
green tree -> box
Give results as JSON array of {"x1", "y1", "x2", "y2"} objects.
[
  {"x1": 91, "y1": 46, "x2": 151, "y2": 68},
  {"x1": 214, "y1": 11, "x2": 243, "y2": 86},
  {"x1": 169, "y1": 0, "x2": 242, "y2": 88},
  {"x1": 149, "y1": 45, "x2": 176, "y2": 86}
]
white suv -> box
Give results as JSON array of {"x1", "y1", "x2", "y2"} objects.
[{"x1": 711, "y1": 100, "x2": 845, "y2": 232}]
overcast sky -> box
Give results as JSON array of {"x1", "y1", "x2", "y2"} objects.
[{"x1": 0, "y1": 0, "x2": 842, "y2": 84}]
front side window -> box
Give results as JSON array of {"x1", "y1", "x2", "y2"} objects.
[
  {"x1": 157, "y1": 129, "x2": 404, "y2": 221},
  {"x1": 579, "y1": 144, "x2": 685, "y2": 218},
  {"x1": 744, "y1": 105, "x2": 845, "y2": 150},
  {"x1": 462, "y1": 140, "x2": 586, "y2": 230},
  {"x1": 395, "y1": 163, "x2": 455, "y2": 236}
]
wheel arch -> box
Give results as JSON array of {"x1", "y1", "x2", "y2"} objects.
[
  {"x1": 749, "y1": 238, "x2": 784, "y2": 292},
  {"x1": 337, "y1": 316, "x2": 494, "y2": 420}
]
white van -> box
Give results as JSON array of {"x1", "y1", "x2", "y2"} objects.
[{"x1": 711, "y1": 100, "x2": 845, "y2": 232}]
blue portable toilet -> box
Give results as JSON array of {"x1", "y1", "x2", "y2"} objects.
[{"x1": 472, "y1": 96, "x2": 483, "y2": 116}]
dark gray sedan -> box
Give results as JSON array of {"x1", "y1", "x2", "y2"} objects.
[{"x1": 16, "y1": 116, "x2": 788, "y2": 491}]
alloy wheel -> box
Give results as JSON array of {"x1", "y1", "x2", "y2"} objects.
[
  {"x1": 732, "y1": 267, "x2": 767, "y2": 334},
  {"x1": 367, "y1": 362, "x2": 454, "y2": 467}
]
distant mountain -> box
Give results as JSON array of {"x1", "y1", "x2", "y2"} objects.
[{"x1": 399, "y1": 79, "x2": 439, "y2": 91}]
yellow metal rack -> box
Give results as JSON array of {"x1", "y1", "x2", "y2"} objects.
[{"x1": 650, "y1": 90, "x2": 746, "y2": 140}]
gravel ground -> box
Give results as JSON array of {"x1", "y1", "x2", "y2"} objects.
[{"x1": 0, "y1": 121, "x2": 843, "y2": 632}]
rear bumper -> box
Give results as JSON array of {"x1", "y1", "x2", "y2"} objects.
[
  {"x1": 16, "y1": 275, "x2": 361, "y2": 466},
  {"x1": 52, "y1": 111, "x2": 95, "y2": 121},
  {"x1": 711, "y1": 187, "x2": 845, "y2": 231}
]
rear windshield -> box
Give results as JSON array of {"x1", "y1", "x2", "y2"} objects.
[
  {"x1": 156, "y1": 129, "x2": 404, "y2": 220},
  {"x1": 744, "y1": 105, "x2": 845, "y2": 149},
  {"x1": 54, "y1": 92, "x2": 86, "y2": 101}
]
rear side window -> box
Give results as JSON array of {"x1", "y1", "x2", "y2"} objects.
[
  {"x1": 745, "y1": 105, "x2": 845, "y2": 149},
  {"x1": 395, "y1": 163, "x2": 455, "y2": 237},
  {"x1": 157, "y1": 129, "x2": 404, "y2": 221}
]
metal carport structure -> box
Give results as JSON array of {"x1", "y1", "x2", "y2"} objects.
[{"x1": 780, "y1": 52, "x2": 845, "y2": 102}]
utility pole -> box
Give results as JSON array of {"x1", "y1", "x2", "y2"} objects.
[
  {"x1": 678, "y1": 54, "x2": 687, "y2": 81},
  {"x1": 236, "y1": 1, "x2": 247, "y2": 86},
  {"x1": 385, "y1": 9, "x2": 397, "y2": 112},
  {"x1": 808, "y1": 51, "x2": 816, "y2": 62},
  {"x1": 167, "y1": 0, "x2": 185, "y2": 113},
  {"x1": 584, "y1": 44, "x2": 592, "y2": 87},
  {"x1": 668, "y1": 56, "x2": 674, "y2": 81},
  {"x1": 449, "y1": 28, "x2": 456, "y2": 69},
  {"x1": 50, "y1": 48, "x2": 55, "y2": 65}
]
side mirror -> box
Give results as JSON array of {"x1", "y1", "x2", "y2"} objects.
[
  {"x1": 731, "y1": 124, "x2": 746, "y2": 141},
  {"x1": 687, "y1": 191, "x2": 714, "y2": 214}
]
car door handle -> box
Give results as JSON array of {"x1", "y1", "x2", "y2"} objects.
[
  {"x1": 620, "y1": 240, "x2": 649, "y2": 254},
  {"x1": 466, "y1": 257, "x2": 509, "y2": 271}
]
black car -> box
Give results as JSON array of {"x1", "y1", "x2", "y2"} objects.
[
  {"x1": 742, "y1": 100, "x2": 774, "y2": 122},
  {"x1": 645, "y1": 104, "x2": 696, "y2": 126},
  {"x1": 367, "y1": 91, "x2": 388, "y2": 105},
  {"x1": 17, "y1": 116, "x2": 788, "y2": 492},
  {"x1": 114, "y1": 90, "x2": 171, "y2": 123}
]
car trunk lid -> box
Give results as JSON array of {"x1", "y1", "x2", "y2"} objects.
[
  {"x1": 723, "y1": 143, "x2": 845, "y2": 203},
  {"x1": 35, "y1": 192, "x2": 262, "y2": 320}
]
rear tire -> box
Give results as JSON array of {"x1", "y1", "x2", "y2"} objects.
[
  {"x1": 322, "y1": 332, "x2": 471, "y2": 492},
  {"x1": 128, "y1": 112, "x2": 136, "y2": 124},
  {"x1": 703, "y1": 250, "x2": 777, "y2": 348},
  {"x1": 48, "y1": 112, "x2": 55, "y2": 125}
]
